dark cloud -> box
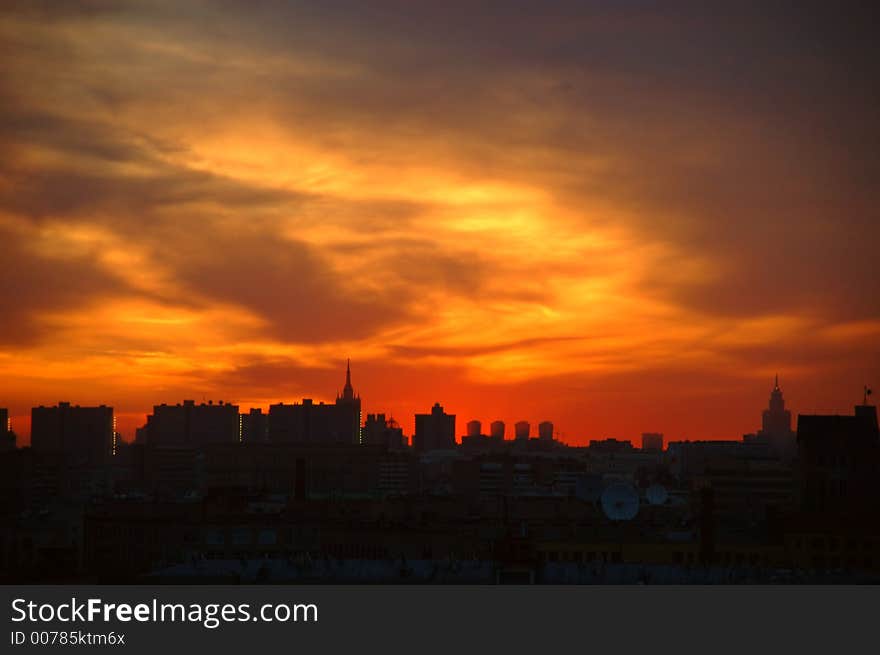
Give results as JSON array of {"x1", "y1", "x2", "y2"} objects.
[
  {"x1": 202, "y1": 357, "x2": 343, "y2": 400},
  {"x1": 0, "y1": 102, "x2": 299, "y2": 221},
  {"x1": 0, "y1": 101, "x2": 422, "y2": 344},
  {"x1": 174, "y1": 1, "x2": 879, "y2": 323},
  {"x1": 0, "y1": 225, "x2": 127, "y2": 345},
  {"x1": 167, "y1": 229, "x2": 408, "y2": 342},
  {"x1": 389, "y1": 336, "x2": 586, "y2": 360}
]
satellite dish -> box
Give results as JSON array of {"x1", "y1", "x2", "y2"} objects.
[
  {"x1": 646, "y1": 484, "x2": 669, "y2": 506},
  {"x1": 601, "y1": 482, "x2": 639, "y2": 521}
]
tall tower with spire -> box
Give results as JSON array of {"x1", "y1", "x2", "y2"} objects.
[
  {"x1": 758, "y1": 375, "x2": 795, "y2": 459},
  {"x1": 335, "y1": 358, "x2": 362, "y2": 444}
]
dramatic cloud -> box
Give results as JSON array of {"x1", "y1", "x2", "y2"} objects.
[{"x1": 0, "y1": 1, "x2": 877, "y2": 441}]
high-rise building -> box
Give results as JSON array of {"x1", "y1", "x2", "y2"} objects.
[
  {"x1": 363, "y1": 413, "x2": 405, "y2": 448},
  {"x1": 0, "y1": 407, "x2": 14, "y2": 451},
  {"x1": 140, "y1": 400, "x2": 240, "y2": 447},
  {"x1": 414, "y1": 403, "x2": 456, "y2": 452},
  {"x1": 240, "y1": 408, "x2": 268, "y2": 443},
  {"x1": 514, "y1": 421, "x2": 530, "y2": 440},
  {"x1": 797, "y1": 402, "x2": 879, "y2": 513},
  {"x1": 757, "y1": 375, "x2": 796, "y2": 459},
  {"x1": 269, "y1": 399, "x2": 323, "y2": 443},
  {"x1": 268, "y1": 361, "x2": 362, "y2": 445},
  {"x1": 31, "y1": 402, "x2": 114, "y2": 464},
  {"x1": 641, "y1": 432, "x2": 664, "y2": 451},
  {"x1": 538, "y1": 421, "x2": 554, "y2": 441},
  {"x1": 335, "y1": 359, "x2": 362, "y2": 444},
  {"x1": 490, "y1": 421, "x2": 505, "y2": 440},
  {"x1": 466, "y1": 420, "x2": 482, "y2": 438}
]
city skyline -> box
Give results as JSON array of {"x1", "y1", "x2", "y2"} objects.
[
  {"x1": 4, "y1": 364, "x2": 877, "y2": 585},
  {"x1": 1, "y1": 4, "x2": 878, "y2": 445},
  {"x1": 1, "y1": 362, "x2": 870, "y2": 447}
]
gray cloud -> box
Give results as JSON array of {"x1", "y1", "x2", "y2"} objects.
[
  {"x1": 0, "y1": 225, "x2": 127, "y2": 345},
  {"x1": 0, "y1": 1, "x2": 877, "y2": 365}
]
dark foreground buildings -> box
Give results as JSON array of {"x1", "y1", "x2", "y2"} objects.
[
  {"x1": 31, "y1": 402, "x2": 115, "y2": 464},
  {"x1": 413, "y1": 403, "x2": 455, "y2": 452},
  {"x1": 1, "y1": 377, "x2": 879, "y2": 584},
  {"x1": 797, "y1": 402, "x2": 879, "y2": 513},
  {"x1": 137, "y1": 400, "x2": 240, "y2": 447},
  {"x1": 268, "y1": 361, "x2": 362, "y2": 445}
]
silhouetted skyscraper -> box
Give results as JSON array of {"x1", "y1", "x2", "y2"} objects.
[
  {"x1": 31, "y1": 402, "x2": 114, "y2": 465},
  {"x1": 490, "y1": 421, "x2": 505, "y2": 440},
  {"x1": 538, "y1": 421, "x2": 554, "y2": 441},
  {"x1": 641, "y1": 432, "x2": 664, "y2": 451},
  {"x1": 240, "y1": 408, "x2": 268, "y2": 443},
  {"x1": 268, "y1": 361, "x2": 362, "y2": 445},
  {"x1": 414, "y1": 403, "x2": 456, "y2": 452},
  {"x1": 797, "y1": 401, "x2": 879, "y2": 512},
  {"x1": 140, "y1": 399, "x2": 240, "y2": 446},
  {"x1": 363, "y1": 413, "x2": 405, "y2": 448},
  {"x1": 758, "y1": 375, "x2": 796, "y2": 459},
  {"x1": 0, "y1": 407, "x2": 13, "y2": 451},
  {"x1": 335, "y1": 359, "x2": 362, "y2": 444},
  {"x1": 514, "y1": 421, "x2": 530, "y2": 440}
]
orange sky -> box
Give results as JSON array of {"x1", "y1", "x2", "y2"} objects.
[{"x1": 1, "y1": 2, "x2": 877, "y2": 444}]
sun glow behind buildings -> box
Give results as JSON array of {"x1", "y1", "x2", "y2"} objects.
[{"x1": 0, "y1": 3, "x2": 877, "y2": 443}]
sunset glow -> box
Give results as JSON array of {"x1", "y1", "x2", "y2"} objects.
[{"x1": 1, "y1": 2, "x2": 877, "y2": 443}]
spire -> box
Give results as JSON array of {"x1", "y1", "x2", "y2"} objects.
[
  {"x1": 342, "y1": 358, "x2": 354, "y2": 401},
  {"x1": 768, "y1": 374, "x2": 785, "y2": 414}
]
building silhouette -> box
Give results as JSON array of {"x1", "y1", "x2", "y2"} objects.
[
  {"x1": 641, "y1": 433, "x2": 664, "y2": 451},
  {"x1": 336, "y1": 359, "x2": 362, "y2": 444},
  {"x1": 363, "y1": 413, "x2": 406, "y2": 449},
  {"x1": 240, "y1": 408, "x2": 268, "y2": 443},
  {"x1": 5, "y1": 373, "x2": 880, "y2": 585},
  {"x1": 461, "y1": 418, "x2": 508, "y2": 452},
  {"x1": 589, "y1": 438, "x2": 634, "y2": 453},
  {"x1": 138, "y1": 400, "x2": 240, "y2": 447},
  {"x1": 797, "y1": 401, "x2": 879, "y2": 513},
  {"x1": 31, "y1": 402, "x2": 114, "y2": 465},
  {"x1": 414, "y1": 403, "x2": 456, "y2": 452},
  {"x1": 758, "y1": 376, "x2": 796, "y2": 459},
  {"x1": 268, "y1": 361, "x2": 362, "y2": 445},
  {"x1": 0, "y1": 408, "x2": 13, "y2": 452},
  {"x1": 538, "y1": 421, "x2": 554, "y2": 441}
]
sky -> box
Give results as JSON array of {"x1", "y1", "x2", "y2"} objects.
[{"x1": 1, "y1": 1, "x2": 878, "y2": 444}]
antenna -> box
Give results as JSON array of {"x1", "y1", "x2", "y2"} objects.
[
  {"x1": 646, "y1": 484, "x2": 669, "y2": 506},
  {"x1": 600, "y1": 482, "x2": 640, "y2": 521},
  {"x1": 864, "y1": 385, "x2": 873, "y2": 405}
]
